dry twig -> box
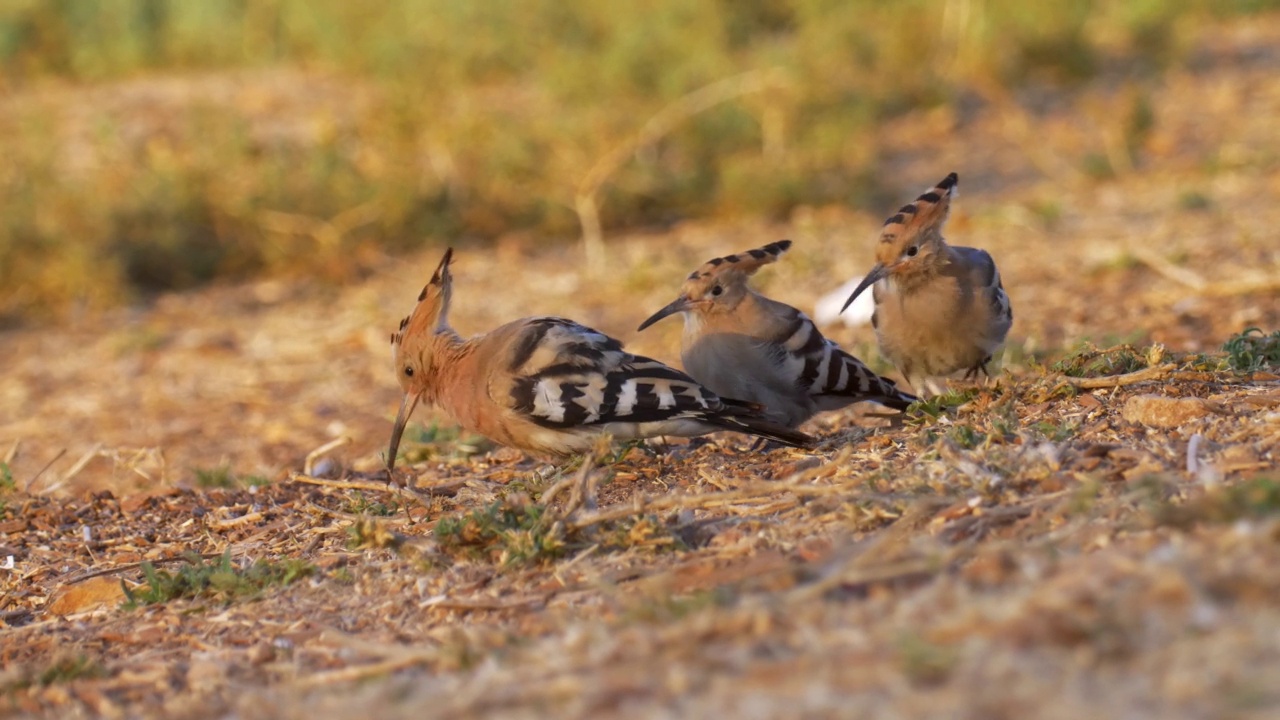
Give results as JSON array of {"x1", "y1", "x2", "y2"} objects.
[
  {"x1": 1060, "y1": 363, "x2": 1176, "y2": 390},
  {"x1": 61, "y1": 552, "x2": 230, "y2": 586},
  {"x1": 565, "y1": 474, "x2": 852, "y2": 531},
  {"x1": 25, "y1": 448, "x2": 66, "y2": 492},
  {"x1": 303, "y1": 437, "x2": 352, "y2": 476},
  {"x1": 290, "y1": 473, "x2": 463, "y2": 498}
]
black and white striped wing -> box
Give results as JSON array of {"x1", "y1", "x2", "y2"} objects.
[
  {"x1": 507, "y1": 318, "x2": 720, "y2": 428},
  {"x1": 505, "y1": 318, "x2": 811, "y2": 446},
  {"x1": 775, "y1": 311, "x2": 916, "y2": 410}
]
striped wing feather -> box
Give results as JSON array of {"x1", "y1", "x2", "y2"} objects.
[
  {"x1": 773, "y1": 310, "x2": 915, "y2": 410},
  {"x1": 506, "y1": 318, "x2": 810, "y2": 446}
]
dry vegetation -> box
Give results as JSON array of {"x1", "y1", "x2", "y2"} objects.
[
  {"x1": 2, "y1": 6, "x2": 1280, "y2": 720},
  {"x1": 3, "y1": 0, "x2": 1278, "y2": 321}
]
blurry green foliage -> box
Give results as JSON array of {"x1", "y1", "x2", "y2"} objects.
[
  {"x1": 121, "y1": 550, "x2": 315, "y2": 608},
  {"x1": 0, "y1": 0, "x2": 1277, "y2": 321},
  {"x1": 1222, "y1": 327, "x2": 1280, "y2": 372}
]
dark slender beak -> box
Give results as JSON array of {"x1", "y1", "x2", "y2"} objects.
[
  {"x1": 637, "y1": 296, "x2": 692, "y2": 332},
  {"x1": 386, "y1": 392, "x2": 421, "y2": 473},
  {"x1": 841, "y1": 264, "x2": 888, "y2": 313}
]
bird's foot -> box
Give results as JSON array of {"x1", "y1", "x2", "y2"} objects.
[
  {"x1": 746, "y1": 437, "x2": 789, "y2": 453},
  {"x1": 961, "y1": 358, "x2": 993, "y2": 383}
]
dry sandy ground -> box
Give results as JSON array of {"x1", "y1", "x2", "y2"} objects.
[{"x1": 1, "y1": 16, "x2": 1279, "y2": 720}]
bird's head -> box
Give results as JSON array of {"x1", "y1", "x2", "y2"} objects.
[
  {"x1": 637, "y1": 240, "x2": 791, "y2": 331},
  {"x1": 843, "y1": 172, "x2": 958, "y2": 312},
  {"x1": 387, "y1": 247, "x2": 455, "y2": 471}
]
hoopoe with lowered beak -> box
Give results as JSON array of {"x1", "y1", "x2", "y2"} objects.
[
  {"x1": 841, "y1": 172, "x2": 1013, "y2": 396},
  {"x1": 386, "y1": 248, "x2": 813, "y2": 470},
  {"x1": 637, "y1": 240, "x2": 916, "y2": 429}
]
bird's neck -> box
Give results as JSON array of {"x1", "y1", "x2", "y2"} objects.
[
  {"x1": 680, "y1": 311, "x2": 707, "y2": 350},
  {"x1": 422, "y1": 330, "x2": 476, "y2": 408}
]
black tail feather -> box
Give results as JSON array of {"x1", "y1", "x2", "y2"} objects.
[
  {"x1": 877, "y1": 387, "x2": 918, "y2": 411},
  {"x1": 715, "y1": 398, "x2": 815, "y2": 448}
]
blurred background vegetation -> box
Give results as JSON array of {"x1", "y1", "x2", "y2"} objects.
[{"x1": 0, "y1": 0, "x2": 1276, "y2": 323}]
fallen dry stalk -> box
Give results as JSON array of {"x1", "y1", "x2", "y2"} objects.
[
  {"x1": 24, "y1": 448, "x2": 66, "y2": 492},
  {"x1": 290, "y1": 473, "x2": 463, "y2": 498},
  {"x1": 61, "y1": 552, "x2": 230, "y2": 586},
  {"x1": 303, "y1": 437, "x2": 352, "y2": 476},
  {"x1": 565, "y1": 476, "x2": 855, "y2": 531},
  {"x1": 1060, "y1": 363, "x2": 1176, "y2": 390},
  {"x1": 209, "y1": 511, "x2": 265, "y2": 530}
]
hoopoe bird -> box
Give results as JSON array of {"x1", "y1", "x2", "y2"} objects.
[
  {"x1": 636, "y1": 240, "x2": 916, "y2": 429},
  {"x1": 841, "y1": 172, "x2": 1013, "y2": 396},
  {"x1": 386, "y1": 248, "x2": 813, "y2": 470}
]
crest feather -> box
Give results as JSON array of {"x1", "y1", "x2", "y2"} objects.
[
  {"x1": 392, "y1": 247, "x2": 455, "y2": 348},
  {"x1": 879, "y1": 173, "x2": 957, "y2": 243},
  {"x1": 687, "y1": 239, "x2": 792, "y2": 280}
]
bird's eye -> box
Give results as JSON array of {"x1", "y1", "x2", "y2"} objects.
[
  {"x1": 905, "y1": 245, "x2": 919, "y2": 257},
  {"x1": 711, "y1": 285, "x2": 723, "y2": 296},
  {"x1": 403, "y1": 367, "x2": 414, "y2": 377}
]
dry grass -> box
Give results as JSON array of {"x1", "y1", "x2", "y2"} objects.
[
  {"x1": 1, "y1": 14, "x2": 1280, "y2": 720},
  {"x1": 4, "y1": 1, "x2": 1280, "y2": 321}
]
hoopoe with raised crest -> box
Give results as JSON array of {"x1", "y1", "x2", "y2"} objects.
[
  {"x1": 841, "y1": 172, "x2": 1013, "y2": 396},
  {"x1": 637, "y1": 240, "x2": 916, "y2": 429},
  {"x1": 386, "y1": 248, "x2": 813, "y2": 470}
]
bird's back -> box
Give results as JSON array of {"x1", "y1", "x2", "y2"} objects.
[
  {"x1": 474, "y1": 317, "x2": 810, "y2": 453},
  {"x1": 685, "y1": 294, "x2": 913, "y2": 426}
]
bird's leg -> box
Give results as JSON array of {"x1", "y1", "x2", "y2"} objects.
[
  {"x1": 911, "y1": 377, "x2": 948, "y2": 399},
  {"x1": 962, "y1": 358, "x2": 993, "y2": 383},
  {"x1": 684, "y1": 436, "x2": 715, "y2": 453},
  {"x1": 650, "y1": 435, "x2": 713, "y2": 459},
  {"x1": 747, "y1": 437, "x2": 789, "y2": 453}
]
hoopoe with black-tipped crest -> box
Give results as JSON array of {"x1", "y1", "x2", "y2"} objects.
[
  {"x1": 637, "y1": 240, "x2": 916, "y2": 429},
  {"x1": 841, "y1": 172, "x2": 1013, "y2": 396},
  {"x1": 386, "y1": 248, "x2": 812, "y2": 471}
]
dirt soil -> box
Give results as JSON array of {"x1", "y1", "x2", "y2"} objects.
[{"x1": 2, "y1": 16, "x2": 1280, "y2": 720}]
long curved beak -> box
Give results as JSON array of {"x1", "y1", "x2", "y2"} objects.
[
  {"x1": 841, "y1": 264, "x2": 888, "y2": 313},
  {"x1": 386, "y1": 392, "x2": 421, "y2": 473},
  {"x1": 637, "y1": 296, "x2": 692, "y2": 332}
]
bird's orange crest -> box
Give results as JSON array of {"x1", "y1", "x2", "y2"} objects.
[
  {"x1": 878, "y1": 173, "x2": 956, "y2": 249},
  {"x1": 391, "y1": 247, "x2": 454, "y2": 352},
  {"x1": 686, "y1": 239, "x2": 791, "y2": 283},
  {"x1": 869, "y1": 172, "x2": 959, "y2": 272}
]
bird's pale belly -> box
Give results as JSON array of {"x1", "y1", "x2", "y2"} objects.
[{"x1": 874, "y1": 290, "x2": 988, "y2": 379}]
